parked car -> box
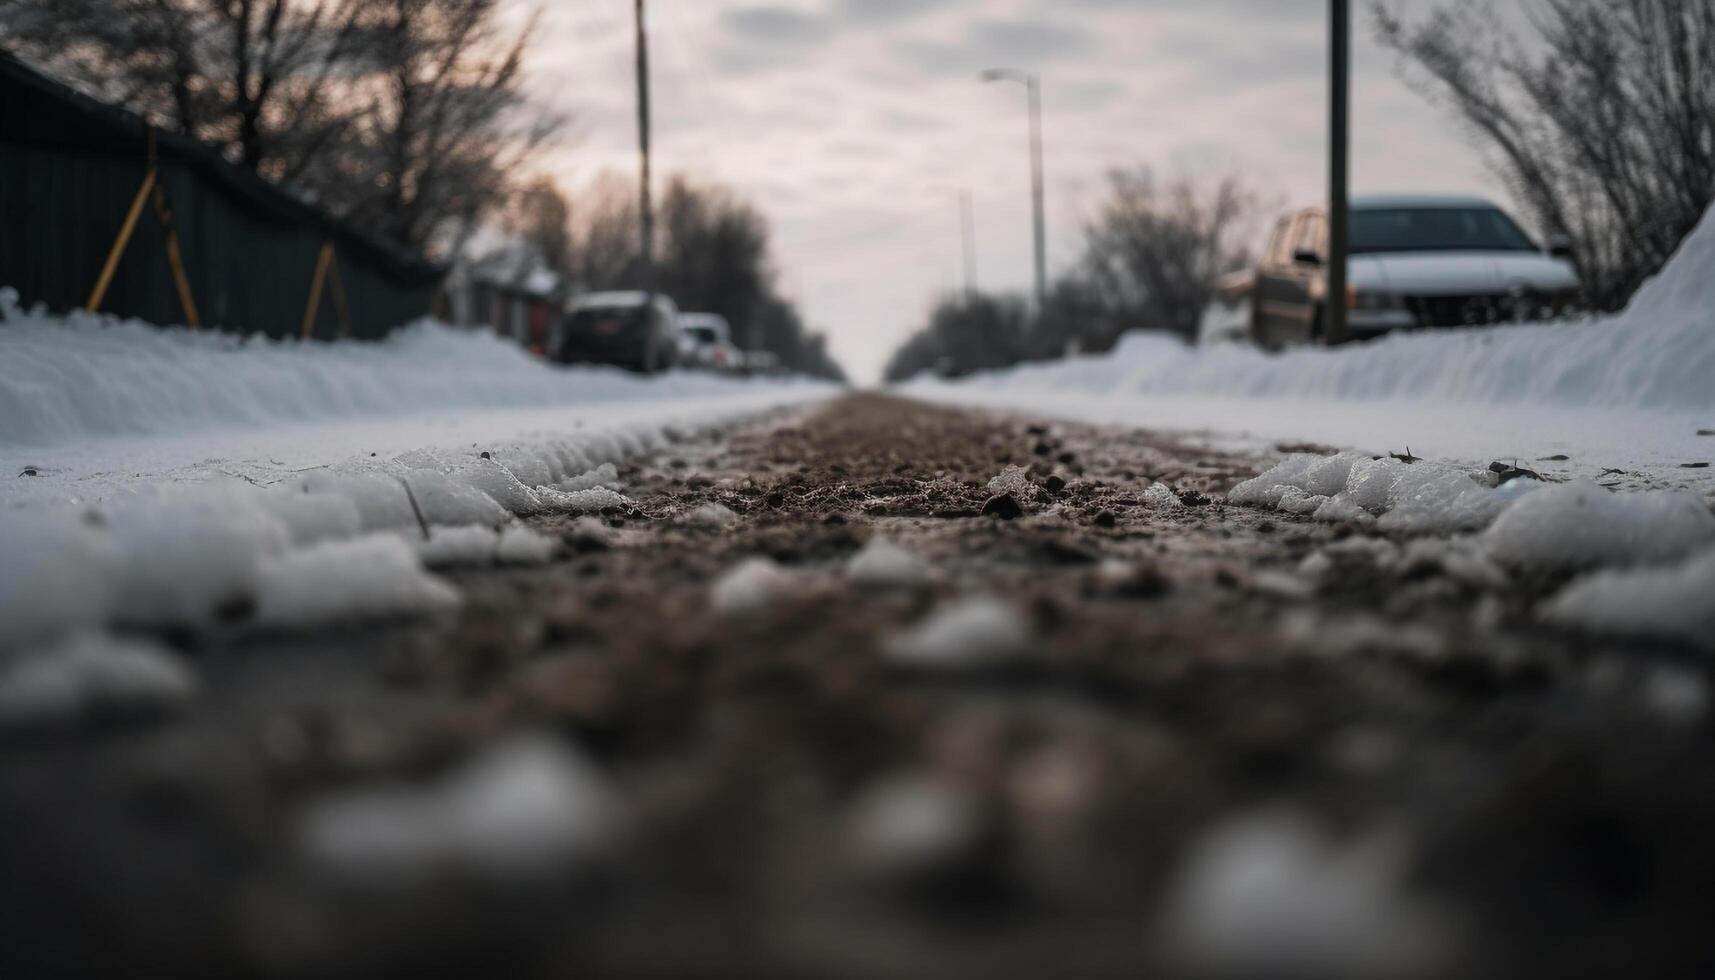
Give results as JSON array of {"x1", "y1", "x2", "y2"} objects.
[
  {"x1": 1251, "y1": 195, "x2": 1581, "y2": 348},
  {"x1": 677, "y1": 313, "x2": 745, "y2": 374},
  {"x1": 556, "y1": 292, "x2": 683, "y2": 373}
]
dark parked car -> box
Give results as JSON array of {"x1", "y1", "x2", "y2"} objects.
[
  {"x1": 1251, "y1": 195, "x2": 1581, "y2": 348},
  {"x1": 554, "y1": 292, "x2": 683, "y2": 374}
]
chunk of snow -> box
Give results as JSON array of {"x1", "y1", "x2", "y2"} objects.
[
  {"x1": 886, "y1": 597, "x2": 1029, "y2": 668},
  {"x1": 495, "y1": 526, "x2": 556, "y2": 565},
  {"x1": 986, "y1": 465, "x2": 1033, "y2": 496},
  {"x1": 1142, "y1": 483, "x2": 1183, "y2": 509},
  {"x1": 258, "y1": 490, "x2": 364, "y2": 546},
  {"x1": 1484, "y1": 479, "x2": 1715, "y2": 573},
  {"x1": 0, "y1": 513, "x2": 119, "y2": 649},
  {"x1": 536, "y1": 485, "x2": 627, "y2": 513},
  {"x1": 1162, "y1": 809, "x2": 1454, "y2": 980},
  {"x1": 1312, "y1": 494, "x2": 1370, "y2": 524},
  {"x1": 557, "y1": 463, "x2": 620, "y2": 492},
  {"x1": 684, "y1": 502, "x2": 738, "y2": 528},
  {"x1": 399, "y1": 470, "x2": 513, "y2": 527},
  {"x1": 254, "y1": 535, "x2": 459, "y2": 628},
  {"x1": 299, "y1": 735, "x2": 616, "y2": 881},
  {"x1": 710, "y1": 557, "x2": 800, "y2": 616},
  {"x1": 1541, "y1": 547, "x2": 1715, "y2": 648},
  {"x1": 0, "y1": 631, "x2": 197, "y2": 732},
  {"x1": 417, "y1": 525, "x2": 503, "y2": 568},
  {"x1": 846, "y1": 538, "x2": 935, "y2": 588},
  {"x1": 105, "y1": 488, "x2": 292, "y2": 628}
]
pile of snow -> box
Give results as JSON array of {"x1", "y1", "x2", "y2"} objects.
[
  {"x1": 1228, "y1": 452, "x2": 1514, "y2": 534},
  {"x1": 1482, "y1": 479, "x2": 1715, "y2": 572},
  {"x1": 846, "y1": 538, "x2": 935, "y2": 588},
  {"x1": 298, "y1": 735, "x2": 617, "y2": 881},
  {"x1": 1161, "y1": 809, "x2": 1455, "y2": 980},
  {"x1": 416, "y1": 525, "x2": 557, "y2": 568},
  {"x1": 253, "y1": 536, "x2": 461, "y2": 628},
  {"x1": 919, "y1": 204, "x2": 1715, "y2": 414},
  {"x1": 886, "y1": 597, "x2": 1030, "y2": 668},
  {"x1": 0, "y1": 631, "x2": 198, "y2": 733},
  {"x1": 0, "y1": 294, "x2": 819, "y2": 448}
]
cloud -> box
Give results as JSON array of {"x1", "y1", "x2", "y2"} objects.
[
  {"x1": 720, "y1": 5, "x2": 832, "y2": 45},
  {"x1": 832, "y1": 0, "x2": 964, "y2": 25}
]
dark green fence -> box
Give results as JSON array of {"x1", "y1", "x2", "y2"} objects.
[{"x1": 0, "y1": 53, "x2": 442, "y2": 340}]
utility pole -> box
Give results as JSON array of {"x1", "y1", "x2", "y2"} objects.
[
  {"x1": 1327, "y1": 0, "x2": 1350, "y2": 345},
  {"x1": 981, "y1": 68, "x2": 1047, "y2": 315},
  {"x1": 634, "y1": 0, "x2": 655, "y2": 299},
  {"x1": 960, "y1": 190, "x2": 978, "y2": 300}
]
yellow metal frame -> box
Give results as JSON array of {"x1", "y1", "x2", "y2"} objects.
[
  {"x1": 300, "y1": 237, "x2": 353, "y2": 340},
  {"x1": 84, "y1": 128, "x2": 202, "y2": 329}
]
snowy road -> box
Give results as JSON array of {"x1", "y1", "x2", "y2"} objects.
[{"x1": 4, "y1": 393, "x2": 1713, "y2": 980}]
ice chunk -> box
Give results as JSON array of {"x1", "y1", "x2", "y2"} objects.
[
  {"x1": 1484, "y1": 479, "x2": 1715, "y2": 572},
  {"x1": 1312, "y1": 494, "x2": 1369, "y2": 524},
  {"x1": 886, "y1": 597, "x2": 1028, "y2": 668},
  {"x1": 536, "y1": 485, "x2": 627, "y2": 513},
  {"x1": 0, "y1": 631, "x2": 197, "y2": 732},
  {"x1": 1343, "y1": 457, "x2": 1404, "y2": 514},
  {"x1": 0, "y1": 513, "x2": 119, "y2": 649},
  {"x1": 986, "y1": 465, "x2": 1034, "y2": 496},
  {"x1": 1301, "y1": 452, "x2": 1370, "y2": 497},
  {"x1": 1229, "y1": 455, "x2": 1321, "y2": 507},
  {"x1": 846, "y1": 538, "x2": 934, "y2": 588},
  {"x1": 254, "y1": 535, "x2": 459, "y2": 628},
  {"x1": 710, "y1": 557, "x2": 800, "y2": 616},
  {"x1": 1142, "y1": 483, "x2": 1183, "y2": 509},
  {"x1": 1541, "y1": 547, "x2": 1715, "y2": 647},
  {"x1": 399, "y1": 470, "x2": 512, "y2": 526},
  {"x1": 299, "y1": 735, "x2": 616, "y2": 881},
  {"x1": 557, "y1": 463, "x2": 620, "y2": 492},
  {"x1": 1162, "y1": 809, "x2": 1454, "y2": 980},
  {"x1": 1376, "y1": 467, "x2": 1505, "y2": 535},
  {"x1": 1277, "y1": 488, "x2": 1329, "y2": 515}
]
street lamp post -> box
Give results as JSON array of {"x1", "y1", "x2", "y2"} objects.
[
  {"x1": 1327, "y1": 0, "x2": 1350, "y2": 345},
  {"x1": 981, "y1": 68, "x2": 1046, "y2": 315},
  {"x1": 635, "y1": 0, "x2": 655, "y2": 299}
]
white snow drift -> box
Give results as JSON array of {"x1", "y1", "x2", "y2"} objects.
[{"x1": 0, "y1": 291, "x2": 820, "y2": 448}]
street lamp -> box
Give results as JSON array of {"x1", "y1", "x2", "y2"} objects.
[{"x1": 981, "y1": 67, "x2": 1046, "y2": 315}]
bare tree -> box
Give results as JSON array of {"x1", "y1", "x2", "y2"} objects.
[
  {"x1": 1375, "y1": 0, "x2": 1715, "y2": 310},
  {"x1": 0, "y1": 0, "x2": 368, "y2": 179},
  {"x1": 1077, "y1": 167, "x2": 1259, "y2": 341},
  {"x1": 500, "y1": 177, "x2": 574, "y2": 277}
]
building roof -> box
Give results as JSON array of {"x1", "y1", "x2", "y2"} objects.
[{"x1": 1351, "y1": 194, "x2": 1500, "y2": 211}]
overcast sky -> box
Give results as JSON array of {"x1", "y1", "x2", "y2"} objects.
[{"x1": 517, "y1": 0, "x2": 1530, "y2": 382}]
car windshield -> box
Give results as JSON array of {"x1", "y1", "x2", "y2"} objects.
[
  {"x1": 1350, "y1": 208, "x2": 1538, "y2": 255},
  {"x1": 685, "y1": 326, "x2": 718, "y2": 344},
  {"x1": 569, "y1": 307, "x2": 642, "y2": 332}
]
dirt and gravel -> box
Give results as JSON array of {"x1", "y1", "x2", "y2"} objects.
[{"x1": 4, "y1": 393, "x2": 1714, "y2": 980}]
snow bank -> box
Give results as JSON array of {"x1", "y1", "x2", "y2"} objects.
[
  {"x1": 918, "y1": 204, "x2": 1715, "y2": 414},
  {"x1": 253, "y1": 536, "x2": 460, "y2": 628},
  {"x1": 298, "y1": 735, "x2": 617, "y2": 881},
  {"x1": 0, "y1": 297, "x2": 822, "y2": 449}
]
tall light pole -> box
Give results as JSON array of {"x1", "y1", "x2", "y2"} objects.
[
  {"x1": 1327, "y1": 0, "x2": 1350, "y2": 345},
  {"x1": 634, "y1": 0, "x2": 655, "y2": 298},
  {"x1": 981, "y1": 68, "x2": 1046, "y2": 315},
  {"x1": 959, "y1": 190, "x2": 978, "y2": 300}
]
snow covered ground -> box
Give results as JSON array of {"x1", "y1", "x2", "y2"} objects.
[
  {"x1": 0, "y1": 299, "x2": 834, "y2": 664},
  {"x1": 910, "y1": 206, "x2": 1715, "y2": 500}
]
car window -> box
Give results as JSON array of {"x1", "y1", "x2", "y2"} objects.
[
  {"x1": 1296, "y1": 212, "x2": 1327, "y2": 259},
  {"x1": 1351, "y1": 208, "x2": 1538, "y2": 254}
]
